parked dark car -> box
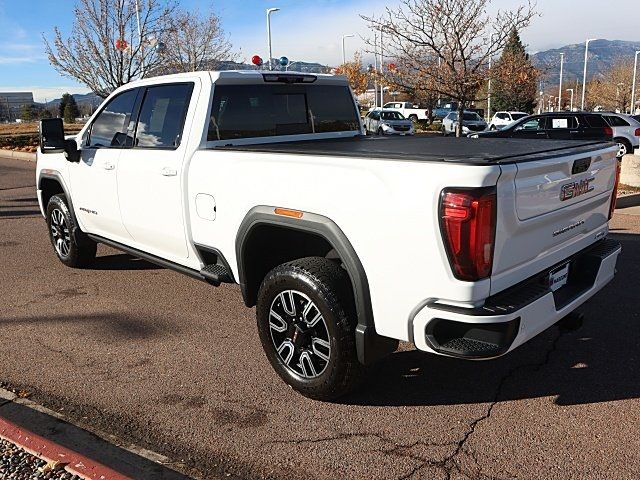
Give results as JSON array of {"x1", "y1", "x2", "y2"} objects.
[{"x1": 469, "y1": 112, "x2": 613, "y2": 142}]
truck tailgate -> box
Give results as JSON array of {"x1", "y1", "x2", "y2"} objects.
[{"x1": 491, "y1": 144, "x2": 618, "y2": 295}]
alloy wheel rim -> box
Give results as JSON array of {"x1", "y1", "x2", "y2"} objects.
[
  {"x1": 617, "y1": 142, "x2": 627, "y2": 157},
  {"x1": 50, "y1": 208, "x2": 71, "y2": 258},
  {"x1": 269, "y1": 290, "x2": 331, "y2": 379}
]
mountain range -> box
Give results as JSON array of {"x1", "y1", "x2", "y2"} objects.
[{"x1": 531, "y1": 39, "x2": 640, "y2": 85}]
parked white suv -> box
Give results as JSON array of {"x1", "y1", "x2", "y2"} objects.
[
  {"x1": 489, "y1": 111, "x2": 529, "y2": 130},
  {"x1": 37, "y1": 71, "x2": 621, "y2": 400},
  {"x1": 601, "y1": 113, "x2": 640, "y2": 158}
]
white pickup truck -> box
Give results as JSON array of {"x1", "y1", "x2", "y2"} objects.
[
  {"x1": 382, "y1": 101, "x2": 429, "y2": 121},
  {"x1": 37, "y1": 71, "x2": 621, "y2": 400}
]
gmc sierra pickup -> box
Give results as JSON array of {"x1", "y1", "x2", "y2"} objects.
[{"x1": 37, "y1": 71, "x2": 621, "y2": 400}]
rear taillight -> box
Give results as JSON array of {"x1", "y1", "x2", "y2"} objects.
[
  {"x1": 608, "y1": 160, "x2": 621, "y2": 220},
  {"x1": 604, "y1": 126, "x2": 614, "y2": 137},
  {"x1": 634, "y1": 128, "x2": 640, "y2": 137},
  {"x1": 439, "y1": 187, "x2": 497, "y2": 281}
]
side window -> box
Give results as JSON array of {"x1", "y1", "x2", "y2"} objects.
[
  {"x1": 88, "y1": 89, "x2": 139, "y2": 148},
  {"x1": 371, "y1": 111, "x2": 380, "y2": 120},
  {"x1": 549, "y1": 116, "x2": 578, "y2": 129},
  {"x1": 515, "y1": 117, "x2": 546, "y2": 131},
  {"x1": 135, "y1": 84, "x2": 194, "y2": 148},
  {"x1": 584, "y1": 115, "x2": 608, "y2": 128},
  {"x1": 604, "y1": 115, "x2": 629, "y2": 127}
]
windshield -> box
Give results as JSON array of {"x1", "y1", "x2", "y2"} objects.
[
  {"x1": 380, "y1": 111, "x2": 405, "y2": 120},
  {"x1": 511, "y1": 113, "x2": 528, "y2": 120},
  {"x1": 463, "y1": 112, "x2": 482, "y2": 121}
]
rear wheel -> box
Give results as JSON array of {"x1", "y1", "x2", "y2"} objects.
[
  {"x1": 46, "y1": 194, "x2": 96, "y2": 268},
  {"x1": 377, "y1": 127, "x2": 384, "y2": 136},
  {"x1": 615, "y1": 138, "x2": 632, "y2": 158},
  {"x1": 408, "y1": 114, "x2": 418, "y2": 122},
  {"x1": 256, "y1": 257, "x2": 364, "y2": 401}
]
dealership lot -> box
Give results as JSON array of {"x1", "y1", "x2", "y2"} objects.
[{"x1": 1, "y1": 155, "x2": 640, "y2": 479}]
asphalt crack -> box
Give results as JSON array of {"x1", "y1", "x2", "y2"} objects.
[{"x1": 266, "y1": 328, "x2": 568, "y2": 480}]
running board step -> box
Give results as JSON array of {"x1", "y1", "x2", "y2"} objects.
[{"x1": 200, "y1": 264, "x2": 233, "y2": 284}]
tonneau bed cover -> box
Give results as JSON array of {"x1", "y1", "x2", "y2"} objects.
[{"x1": 214, "y1": 135, "x2": 614, "y2": 164}]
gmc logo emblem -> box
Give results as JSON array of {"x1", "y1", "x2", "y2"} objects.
[{"x1": 560, "y1": 177, "x2": 595, "y2": 201}]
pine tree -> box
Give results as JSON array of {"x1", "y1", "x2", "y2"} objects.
[
  {"x1": 61, "y1": 94, "x2": 80, "y2": 123},
  {"x1": 492, "y1": 28, "x2": 539, "y2": 113}
]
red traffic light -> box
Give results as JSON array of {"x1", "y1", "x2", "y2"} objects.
[{"x1": 251, "y1": 55, "x2": 263, "y2": 66}]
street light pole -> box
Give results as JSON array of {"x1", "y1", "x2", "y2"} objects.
[
  {"x1": 266, "y1": 7, "x2": 280, "y2": 71},
  {"x1": 581, "y1": 38, "x2": 596, "y2": 110},
  {"x1": 134, "y1": 0, "x2": 144, "y2": 77},
  {"x1": 617, "y1": 82, "x2": 625, "y2": 112},
  {"x1": 631, "y1": 50, "x2": 640, "y2": 115},
  {"x1": 558, "y1": 53, "x2": 564, "y2": 110},
  {"x1": 373, "y1": 33, "x2": 378, "y2": 108},
  {"x1": 487, "y1": 56, "x2": 492, "y2": 122},
  {"x1": 379, "y1": 30, "x2": 384, "y2": 107},
  {"x1": 566, "y1": 88, "x2": 574, "y2": 111},
  {"x1": 341, "y1": 34, "x2": 355, "y2": 66}
]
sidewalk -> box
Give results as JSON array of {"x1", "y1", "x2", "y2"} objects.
[
  {"x1": 0, "y1": 149, "x2": 36, "y2": 162},
  {"x1": 0, "y1": 389, "x2": 192, "y2": 480}
]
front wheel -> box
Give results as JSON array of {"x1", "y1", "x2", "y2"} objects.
[
  {"x1": 256, "y1": 257, "x2": 364, "y2": 401},
  {"x1": 46, "y1": 194, "x2": 97, "y2": 268}
]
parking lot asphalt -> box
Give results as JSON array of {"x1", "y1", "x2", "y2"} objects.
[{"x1": 1, "y1": 155, "x2": 640, "y2": 480}]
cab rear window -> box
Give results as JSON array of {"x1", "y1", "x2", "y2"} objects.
[{"x1": 208, "y1": 84, "x2": 360, "y2": 141}]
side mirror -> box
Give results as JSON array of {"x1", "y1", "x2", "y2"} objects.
[
  {"x1": 40, "y1": 118, "x2": 81, "y2": 162},
  {"x1": 40, "y1": 118, "x2": 66, "y2": 154}
]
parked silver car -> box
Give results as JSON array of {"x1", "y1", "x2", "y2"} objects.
[
  {"x1": 601, "y1": 113, "x2": 640, "y2": 157},
  {"x1": 364, "y1": 109, "x2": 415, "y2": 136},
  {"x1": 442, "y1": 111, "x2": 487, "y2": 136}
]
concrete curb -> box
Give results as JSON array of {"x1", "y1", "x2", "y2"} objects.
[
  {"x1": 0, "y1": 150, "x2": 37, "y2": 162},
  {"x1": 0, "y1": 415, "x2": 133, "y2": 480},
  {"x1": 0, "y1": 387, "x2": 191, "y2": 480}
]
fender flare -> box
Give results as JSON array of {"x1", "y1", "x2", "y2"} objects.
[
  {"x1": 38, "y1": 172, "x2": 88, "y2": 245},
  {"x1": 236, "y1": 206, "x2": 398, "y2": 365}
]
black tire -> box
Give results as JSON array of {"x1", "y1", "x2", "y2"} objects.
[
  {"x1": 614, "y1": 138, "x2": 632, "y2": 159},
  {"x1": 408, "y1": 114, "x2": 418, "y2": 122},
  {"x1": 377, "y1": 127, "x2": 384, "y2": 136},
  {"x1": 256, "y1": 257, "x2": 364, "y2": 401},
  {"x1": 490, "y1": 125, "x2": 497, "y2": 131},
  {"x1": 46, "y1": 194, "x2": 97, "y2": 268}
]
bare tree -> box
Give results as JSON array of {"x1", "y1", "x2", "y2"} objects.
[
  {"x1": 160, "y1": 8, "x2": 236, "y2": 74},
  {"x1": 362, "y1": 0, "x2": 537, "y2": 136},
  {"x1": 586, "y1": 58, "x2": 634, "y2": 112},
  {"x1": 43, "y1": 0, "x2": 175, "y2": 98}
]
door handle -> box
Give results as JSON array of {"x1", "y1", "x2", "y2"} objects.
[
  {"x1": 161, "y1": 167, "x2": 177, "y2": 177},
  {"x1": 103, "y1": 162, "x2": 115, "y2": 170}
]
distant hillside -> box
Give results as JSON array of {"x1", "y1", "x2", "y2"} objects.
[
  {"x1": 531, "y1": 39, "x2": 640, "y2": 83},
  {"x1": 42, "y1": 92, "x2": 101, "y2": 108},
  {"x1": 40, "y1": 61, "x2": 329, "y2": 107}
]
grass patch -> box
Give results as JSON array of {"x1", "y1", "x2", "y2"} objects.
[{"x1": 0, "y1": 122, "x2": 84, "y2": 135}]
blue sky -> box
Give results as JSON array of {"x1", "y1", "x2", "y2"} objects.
[{"x1": 1, "y1": 0, "x2": 639, "y2": 102}]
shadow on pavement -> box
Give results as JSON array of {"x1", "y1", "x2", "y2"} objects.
[
  {"x1": 0, "y1": 400, "x2": 191, "y2": 480},
  {"x1": 0, "y1": 208, "x2": 41, "y2": 218},
  {"x1": 92, "y1": 253, "x2": 162, "y2": 271},
  {"x1": 2, "y1": 313, "x2": 177, "y2": 341},
  {"x1": 343, "y1": 231, "x2": 640, "y2": 408}
]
